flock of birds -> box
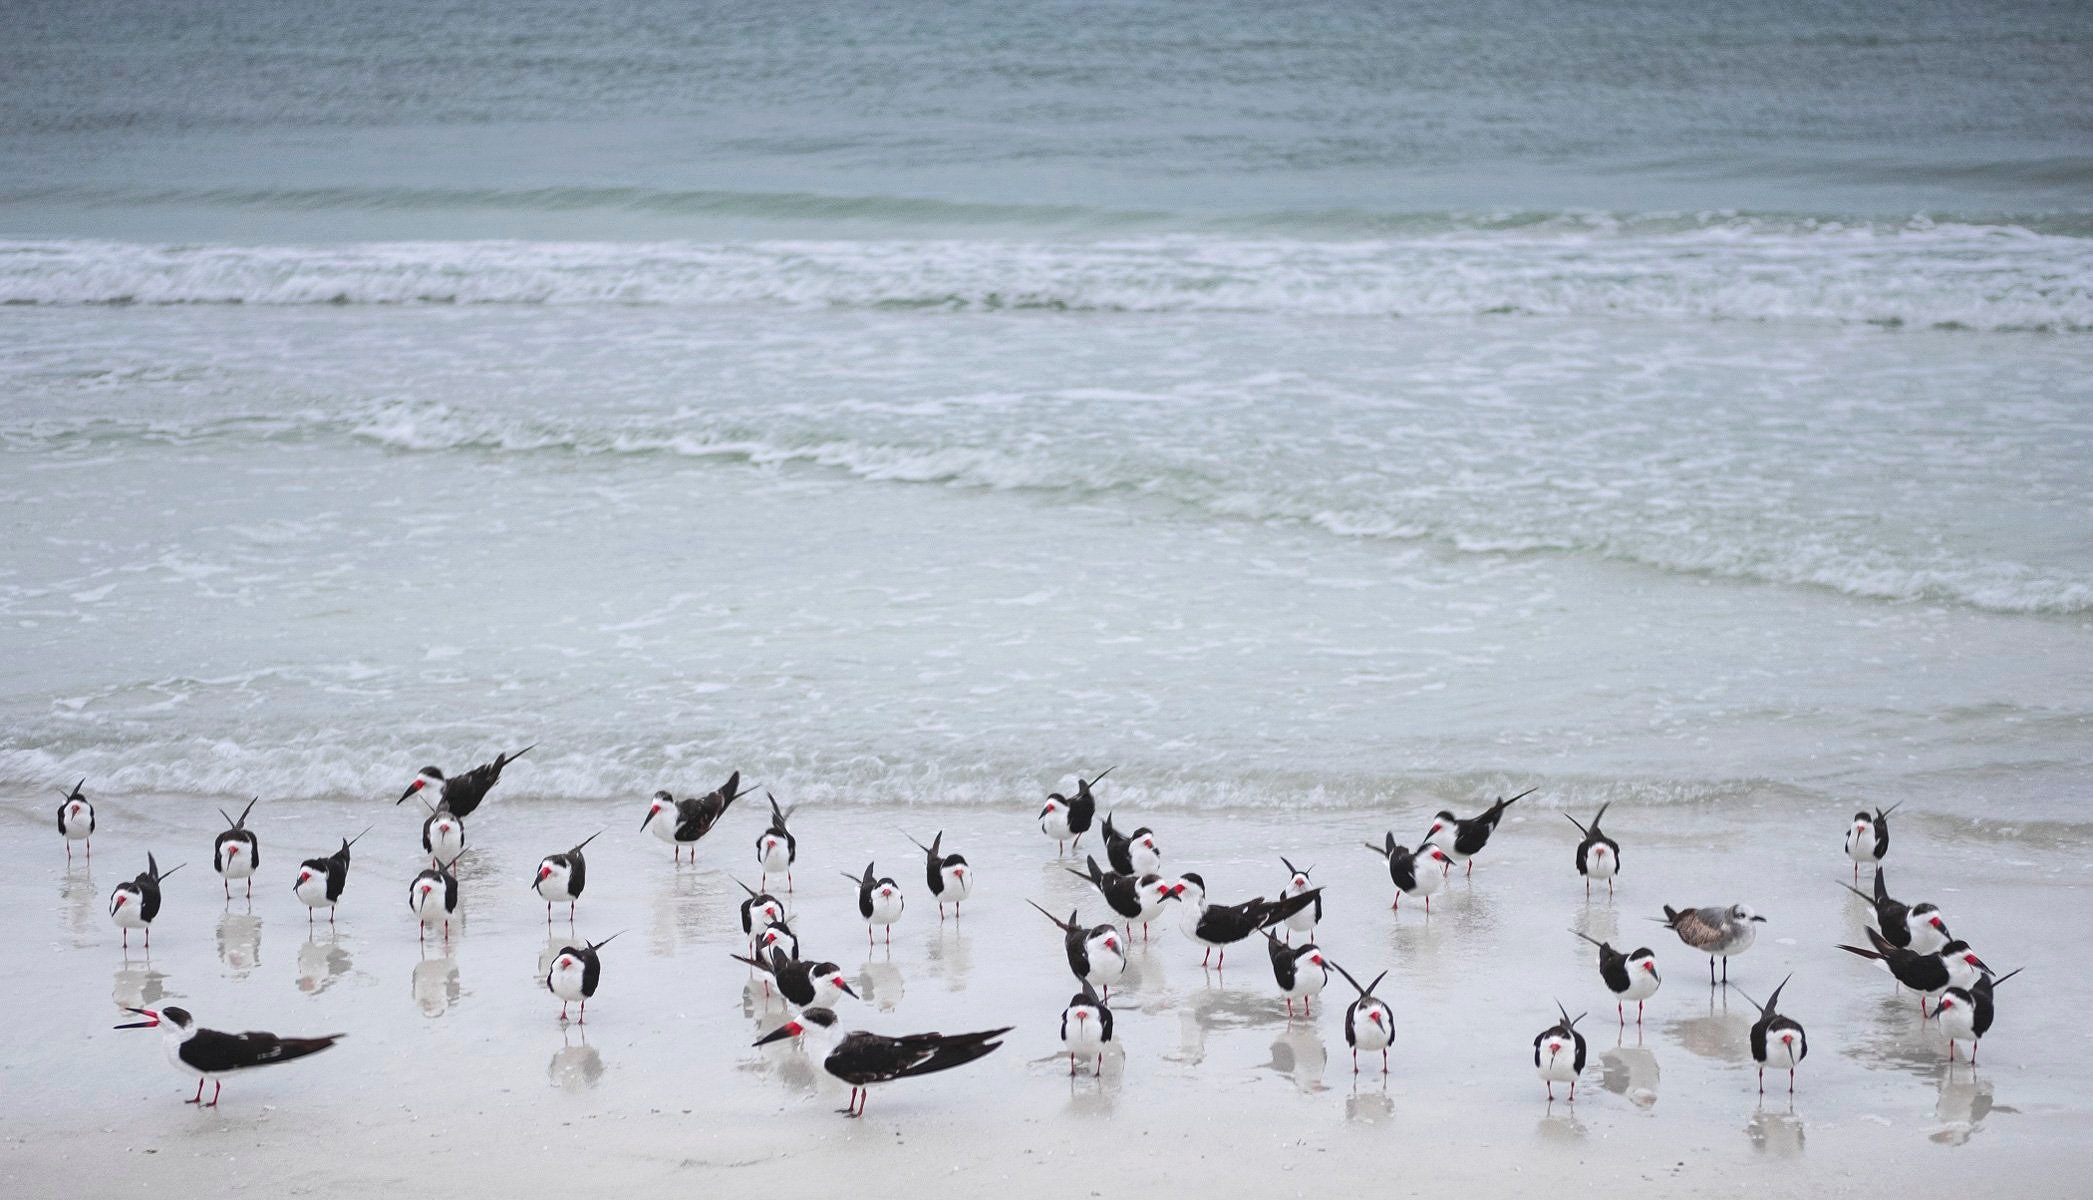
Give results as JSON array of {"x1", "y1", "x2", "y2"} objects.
[{"x1": 53, "y1": 755, "x2": 2020, "y2": 1115}]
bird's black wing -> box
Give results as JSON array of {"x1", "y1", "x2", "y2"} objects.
[{"x1": 184, "y1": 1028, "x2": 344, "y2": 1073}]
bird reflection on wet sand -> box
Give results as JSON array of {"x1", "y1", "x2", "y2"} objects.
[
  {"x1": 549, "y1": 1028, "x2": 605, "y2": 1091},
  {"x1": 1746, "y1": 1102, "x2": 1806, "y2": 1155},
  {"x1": 1932, "y1": 1068, "x2": 2015, "y2": 1146},
  {"x1": 413, "y1": 950, "x2": 462, "y2": 1018},
  {"x1": 113, "y1": 957, "x2": 167, "y2": 1011},
  {"x1": 1262, "y1": 1025, "x2": 1330, "y2": 1093},
  {"x1": 297, "y1": 933, "x2": 352, "y2": 995},
  {"x1": 1599, "y1": 1041, "x2": 1660, "y2": 1108},
  {"x1": 216, "y1": 910, "x2": 261, "y2": 975}
]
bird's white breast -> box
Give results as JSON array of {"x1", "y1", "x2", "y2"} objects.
[
  {"x1": 1585, "y1": 845, "x2": 1617, "y2": 879},
  {"x1": 1537, "y1": 1036, "x2": 1579, "y2": 1081},
  {"x1": 1353, "y1": 1003, "x2": 1393, "y2": 1050},
  {"x1": 535, "y1": 862, "x2": 575, "y2": 902},
  {"x1": 869, "y1": 889, "x2": 904, "y2": 925},
  {"x1": 1063, "y1": 1006, "x2": 1106, "y2": 1052},
  {"x1": 295, "y1": 873, "x2": 331, "y2": 908},
  {"x1": 548, "y1": 956, "x2": 587, "y2": 1001}
]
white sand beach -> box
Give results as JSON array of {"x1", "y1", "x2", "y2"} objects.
[{"x1": 4, "y1": 793, "x2": 2084, "y2": 1197}]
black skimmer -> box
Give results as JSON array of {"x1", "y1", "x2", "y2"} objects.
[
  {"x1": 211, "y1": 797, "x2": 261, "y2": 900},
  {"x1": 1039, "y1": 767, "x2": 1107, "y2": 856},
  {"x1": 408, "y1": 856, "x2": 461, "y2": 944},
  {"x1": 546, "y1": 931, "x2": 623, "y2": 1024},
  {"x1": 1059, "y1": 980, "x2": 1114, "y2": 1076},
  {"x1": 1843, "y1": 801, "x2": 1901, "y2": 880},
  {"x1": 906, "y1": 831, "x2": 973, "y2": 919},
  {"x1": 1837, "y1": 866, "x2": 1949, "y2": 954},
  {"x1": 642, "y1": 771, "x2": 754, "y2": 863},
  {"x1": 1425, "y1": 786, "x2": 1534, "y2": 876},
  {"x1": 1100, "y1": 813, "x2": 1162, "y2": 877},
  {"x1": 736, "y1": 880, "x2": 788, "y2": 951},
  {"x1": 395, "y1": 745, "x2": 533, "y2": 819},
  {"x1": 753, "y1": 1008, "x2": 1011, "y2": 1118},
  {"x1": 1362, "y1": 833, "x2": 1448, "y2": 912},
  {"x1": 417, "y1": 799, "x2": 465, "y2": 865},
  {"x1": 1532, "y1": 1001, "x2": 1588, "y2": 1101},
  {"x1": 1837, "y1": 928, "x2": 1990, "y2": 1014},
  {"x1": 532, "y1": 831, "x2": 603, "y2": 923},
  {"x1": 757, "y1": 793, "x2": 797, "y2": 891},
  {"x1": 292, "y1": 826, "x2": 371, "y2": 925},
  {"x1": 846, "y1": 862, "x2": 905, "y2": 946},
  {"x1": 1027, "y1": 901, "x2": 1127, "y2": 997},
  {"x1": 1329, "y1": 962, "x2": 1393, "y2": 1074},
  {"x1": 732, "y1": 944, "x2": 858, "y2": 1009},
  {"x1": 1173, "y1": 873, "x2": 1321, "y2": 969},
  {"x1": 109, "y1": 853, "x2": 182, "y2": 950},
  {"x1": 1277, "y1": 857, "x2": 1321, "y2": 942},
  {"x1": 1066, "y1": 854, "x2": 1176, "y2": 941},
  {"x1": 1262, "y1": 930, "x2": 1328, "y2": 1017},
  {"x1": 1654, "y1": 902, "x2": 1765, "y2": 984},
  {"x1": 1563, "y1": 803, "x2": 1620, "y2": 896},
  {"x1": 1936, "y1": 967, "x2": 2021, "y2": 1063},
  {"x1": 114, "y1": 1006, "x2": 342, "y2": 1107},
  {"x1": 755, "y1": 917, "x2": 799, "y2": 960},
  {"x1": 57, "y1": 778, "x2": 93, "y2": 860},
  {"x1": 1570, "y1": 930, "x2": 1661, "y2": 1025},
  {"x1": 1736, "y1": 975, "x2": 1808, "y2": 1094}
]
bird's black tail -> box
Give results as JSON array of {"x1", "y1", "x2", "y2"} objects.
[{"x1": 1872, "y1": 867, "x2": 1890, "y2": 906}]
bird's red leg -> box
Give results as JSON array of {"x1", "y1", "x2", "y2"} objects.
[
  {"x1": 188, "y1": 1079, "x2": 204, "y2": 1104},
  {"x1": 207, "y1": 1082, "x2": 220, "y2": 1108}
]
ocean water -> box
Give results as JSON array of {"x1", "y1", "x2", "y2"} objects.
[{"x1": 3, "y1": 1, "x2": 2089, "y2": 825}]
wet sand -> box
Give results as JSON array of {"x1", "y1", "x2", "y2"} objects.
[{"x1": 2, "y1": 792, "x2": 2085, "y2": 1197}]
